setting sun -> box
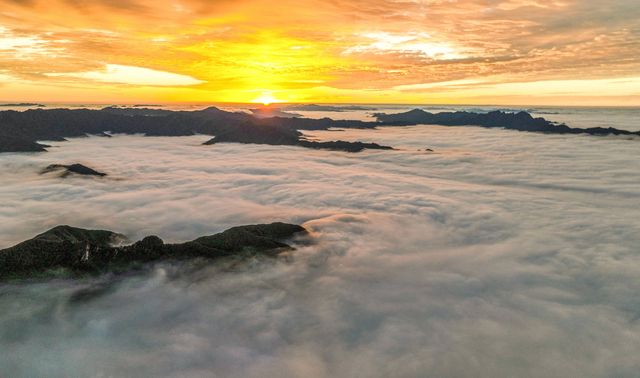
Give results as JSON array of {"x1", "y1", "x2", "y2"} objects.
[{"x1": 252, "y1": 92, "x2": 279, "y2": 106}]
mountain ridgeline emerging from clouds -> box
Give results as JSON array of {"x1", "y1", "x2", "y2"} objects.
[
  {"x1": 0, "y1": 107, "x2": 390, "y2": 153},
  {"x1": 0, "y1": 223, "x2": 306, "y2": 280},
  {"x1": 374, "y1": 109, "x2": 640, "y2": 136},
  {"x1": 0, "y1": 106, "x2": 638, "y2": 153}
]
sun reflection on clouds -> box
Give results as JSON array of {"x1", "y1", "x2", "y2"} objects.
[
  {"x1": 344, "y1": 32, "x2": 467, "y2": 60},
  {"x1": 0, "y1": 26, "x2": 66, "y2": 58}
]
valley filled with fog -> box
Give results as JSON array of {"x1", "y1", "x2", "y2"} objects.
[{"x1": 1, "y1": 122, "x2": 640, "y2": 377}]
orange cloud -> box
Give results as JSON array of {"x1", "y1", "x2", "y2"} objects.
[{"x1": 0, "y1": 0, "x2": 639, "y2": 104}]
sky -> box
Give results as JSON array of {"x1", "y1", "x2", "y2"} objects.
[{"x1": 0, "y1": 0, "x2": 639, "y2": 105}]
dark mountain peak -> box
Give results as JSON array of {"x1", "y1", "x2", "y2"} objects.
[
  {"x1": 133, "y1": 235, "x2": 165, "y2": 249},
  {"x1": 199, "y1": 106, "x2": 223, "y2": 113},
  {"x1": 407, "y1": 108, "x2": 432, "y2": 115},
  {"x1": 373, "y1": 108, "x2": 434, "y2": 124},
  {"x1": 41, "y1": 163, "x2": 107, "y2": 177}
]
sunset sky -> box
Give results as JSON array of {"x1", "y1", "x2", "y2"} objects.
[{"x1": 0, "y1": 0, "x2": 639, "y2": 105}]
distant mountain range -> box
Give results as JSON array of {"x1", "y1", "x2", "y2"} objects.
[
  {"x1": 374, "y1": 109, "x2": 640, "y2": 136},
  {"x1": 0, "y1": 106, "x2": 637, "y2": 153}
]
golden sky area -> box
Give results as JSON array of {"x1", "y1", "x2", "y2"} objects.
[{"x1": 0, "y1": 0, "x2": 639, "y2": 105}]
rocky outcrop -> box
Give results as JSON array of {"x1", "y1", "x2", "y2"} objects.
[
  {"x1": 298, "y1": 140, "x2": 393, "y2": 152},
  {"x1": 0, "y1": 223, "x2": 307, "y2": 280},
  {"x1": 41, "y1": 163, "x2": 107, "y2": 177}
]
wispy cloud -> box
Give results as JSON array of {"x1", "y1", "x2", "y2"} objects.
[
  {"x1": 344, "y1": 32, "x2": 468, "y2": 60},
  {"x1": 45, "y1": 64, "x2": 205, "y2": 86}
]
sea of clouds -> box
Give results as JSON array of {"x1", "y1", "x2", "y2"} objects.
[{"x1": 1, "y1": 126, "x2": 640, "y2": 377}]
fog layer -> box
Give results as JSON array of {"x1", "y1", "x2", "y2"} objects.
[{"x1": 1, "y1": 126, "x2": 640, "y2": 377}]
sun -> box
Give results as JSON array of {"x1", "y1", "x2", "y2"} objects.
[{"x1": 252, "y1": 92, "x2": 279, "y2": 106}]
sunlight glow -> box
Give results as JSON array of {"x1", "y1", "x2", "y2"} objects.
[{"x1": 252, "y1": 92, "x2": 279, "y2": 106}]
